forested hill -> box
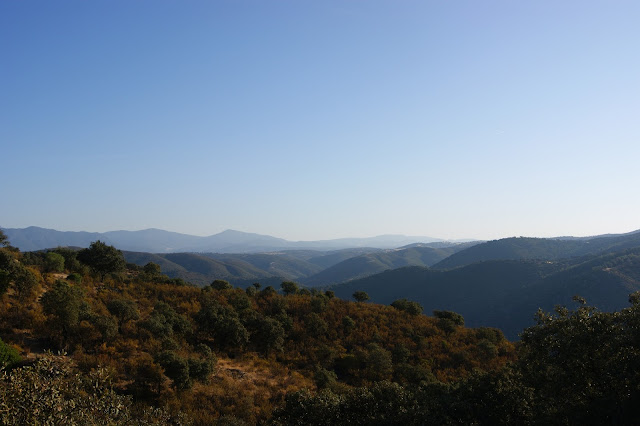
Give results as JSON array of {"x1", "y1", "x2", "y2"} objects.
[
  {"x1": 0, "y1": 235, "x2": 513, "y2": 424},
  {"x1": 331, "y1": 247, "x2": 640, "y2": 339},
  {"x1": 122, "y1": 250, "x2": 323, "y2": 287},
  {"x1": 121, "y1": 248, "x2": 388, "y2": 287},
  {"x1": 432, "y1": 230, "x2": 640, "y2": 270},
  {"x1": 301, "y1": 244, "x2": 472, "y2": 287}
]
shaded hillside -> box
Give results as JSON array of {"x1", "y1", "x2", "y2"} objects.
[
  {"x1": 331, "y1": 249, "x2": 640, "y2": 339},
  {"x1": 433, "y1": 231, "x2": 640, "y2": 270},
  {"x1": 303, "y1": 246, "x2": 465, "y2": 287},
  {"x1": 123, "y1": 251, "x2": 282, "y2": 286},
  {"x1": 202, "y1": 252, "x2": 324, "y2": 279},
  {"x1": 506, "y1": 248, "x2": 640, "y2": 324},
  {"x1": 305, "y1": 248, "x2": 385, "y2": 269},
  {"x1": 123, "y1": 248, "x2": 393, "y2": 287}
]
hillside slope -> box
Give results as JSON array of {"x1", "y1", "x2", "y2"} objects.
[
  {"x1": 123, "y1": 251, "x2": 282, "y2": 286},
  {"x1": 303, "y1": 245, "x2": 466, "y2": 287},
  {"x1": 433, "y1": 231, "x2": 640, "y2": 270},
  {"x1": 332, "y1": 248, "x2": 640, "y2": 339}
]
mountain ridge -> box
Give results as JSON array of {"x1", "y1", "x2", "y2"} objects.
[{"x1": 1, "y1": 226, "x2": 451, "y2": 253}]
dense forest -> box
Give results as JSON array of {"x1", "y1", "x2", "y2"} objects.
[{"x1": 2, "y1": 231, "x2": 640, "y2": 424}]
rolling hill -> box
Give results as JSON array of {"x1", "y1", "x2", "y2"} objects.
[
  {"x1": 331, "y1": 247, "x2": 640, "y2": 339},
  {"x1": 302, "y1": 244, "x2": 474, "y2": 287},
  {"x1": 432, "y1": 230, "x2": 640, "y2": 270},
  {"x1": 122, "y1": 251, "x2": 282, "y2": 286}
]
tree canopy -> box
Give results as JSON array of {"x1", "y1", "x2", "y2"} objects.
[{"x1": 77, "y1": 240, "x2": 125, "y2": 280}]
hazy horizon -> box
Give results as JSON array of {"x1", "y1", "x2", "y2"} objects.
[
  {"x1": 3, "y1": 224, "x2": 639, "y2": 244},
  {"x1": 2, "y1": 1, "x2": 638, "y2": 242}
]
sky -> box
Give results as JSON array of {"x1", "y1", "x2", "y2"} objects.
[{"x1": 1, "y1": 0, "x2": 639, "y2": 241}]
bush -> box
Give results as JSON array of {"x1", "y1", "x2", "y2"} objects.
[
  {"x1": 0, "y1": 353, "x2": 179, "y2": 425},
  {"x1": 0, "y1": 339, "x2": 20, "y2": 368}
]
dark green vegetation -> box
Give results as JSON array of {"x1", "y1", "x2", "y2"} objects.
[
  {"x1": 331, "y1": 247, "x2": 640, "y2": 339},
  {"x1": 433, "y1": 231, "x2": 640, "y2": 270},
  {"x1": 325, "y1": 230, "x2": 640, "y2": 339},
  {"x1": 301, "y1": 245, "x2": 471, "y2": 287}
]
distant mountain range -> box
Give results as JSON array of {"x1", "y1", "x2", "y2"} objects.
[{"x1": 1, "y1": 226, "x2": 445, "y2": 253}]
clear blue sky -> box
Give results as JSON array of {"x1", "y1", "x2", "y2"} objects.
[{"x1": 2, "y1": 1, "x2": 639, "y2": 241}]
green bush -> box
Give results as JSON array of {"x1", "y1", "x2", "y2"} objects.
[{"x1": 0, "y1": 339, "x2": 20, "y2": 368}]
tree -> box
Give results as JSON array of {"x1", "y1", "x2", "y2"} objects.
[
  {"x1": 0, "y1": 249, "x2": 15, "y2": 295},
  {"x1": 0, "y1": 247, "x2": 38, "y2": 299},
  {"x1": 40, "y1": 280, "x2": 86, "y2": 342},
  {"x1": 250, "y1": 315, "x2": 285, "y2": 356},
  {"x1": 44, "y1": 252, "x2": 65, "y2": 273},
  {"x1": 142, "y1": 261, "x2": 162, "y2": 277},
  {"x1": 433, "y1": 310, "x2": 465, "y2": 332},
  {"x1": 0, "y1": 230, "x2": 10, "y2": 248},
  {"x1": 195, "y1": 302, "x2": 249, "y2": 352},
  {"x1": 261, "y1": 286, "x2": 277, "y2": 296},
  {"x1": 209, "y1": 279, "x2": 233, "y2": 290},
  {"x1": 77, "y1": 241, "x2": 125, "y2": 280},
  {"x1": 342, "y1": 316, "x2": 356, "y2": 335},
  {"x1": 353, "y1": 291, "x2": 370, "y2": 303},
  {"x1": 12, "y1": 265, "x2": 38, "y2": 301},
  {"x1": 516, "y1": 301, "x2": 640, "y2": 424},
  {"x1": 363, "y1": 343, "x2": 393, "y2": 382},
  {"x1": 0, "y1": 338, "x2": 21, "y2": 368},
  {"x1": 155, "y1": 351, "x2": 192, "y2": 390},
  {"x1": 391, "y1": 299, "x2": 423, "y2": 316},
  {"x1": 141, "y1": 302, "x2": 191, "y2": 339},
  {"x1": 281, "y1": 281, "x2": 299, "y2": 295},
  {"x1": 107, "y1": 299, "x2": 140, "y2": 333}
]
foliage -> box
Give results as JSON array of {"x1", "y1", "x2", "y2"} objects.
[
  {"x1": 433, "y1": 310, "x2": 465, "y2": 325},
  {"x1": 77, "y1": 240, "x2": 126, "y2": 280},
  {"x1": 0, "y1": 353, "x2": 181, "y2": 425},
  {"x1": 391, "y1": 298, "x2": 423, "y2": 316},
  {"x1": 107, "y1": 298, "x2": 140, "y2": 330},
  {"x1": 0, "y1": 338, "x2": 21, "y2": 368},
  {"x1": 44, "y1": 251, "x2": 65, "y2": 272},
  {"x1": 0, "y1": 230, "x2": 9, "y2": 248},
  {"x1": 275, "y1": 297, "x2": 640, "y2": 425},
  {"x1": 281, "y1": 281, "x2": 299, "y2": 295},
  {"x1": 0, "y1": 248, "x2": 38, "y2": 298},
  {"x1": 143, "y1": 261, "x2": 162, "y2": 276},
  {"x1": 40, "y1": 280, "x2": 86, "y2": 342},
  {"x1": 352, "y1": 291, "x2": 369, "y2": 302},
  {"x1": 210, "y1": 279, "x2": 233, "y2": 290}
]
